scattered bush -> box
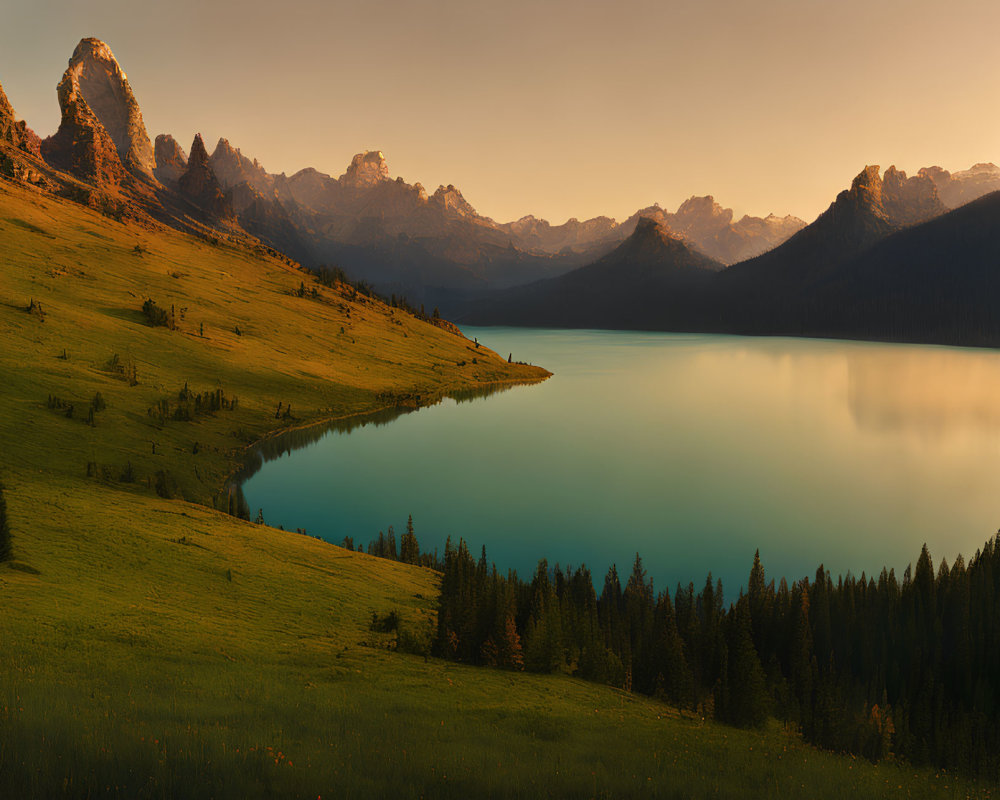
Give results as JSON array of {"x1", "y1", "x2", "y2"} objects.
[
  {"x1": 154, "y1": 470, "x2": 176, "y2": 500},
  {"x1": 142, "y1": 298, "x2": 172, "y2": 328},
  {"x1": 26, "y1": 298, "x2": 45, "y2": 319},
  {"x1": 106, "y1": 353, "x2": 138, "y2": 386},
  {"x1": 369, "y1": 610, "x2": 400, "y2": 634}
]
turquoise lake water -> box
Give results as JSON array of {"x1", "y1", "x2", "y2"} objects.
[{"x1": 241, "y1": 328, "x2": 1000, "y2": 597}]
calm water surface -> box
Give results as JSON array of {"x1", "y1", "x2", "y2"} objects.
[{"x1": 242, "y1": 328, "x2": 1000, "y2": 596}]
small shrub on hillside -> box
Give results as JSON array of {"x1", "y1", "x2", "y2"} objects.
[
  {"x1": 141, "y1": 299, "x2": 172, "y2": 329},
  {"x1": 106, "y1": 353, "x2": 138, "y2": 386},
  {"x1": 26, "y1": 298, "x2": 45, "y2": 319},
  {"x1": 154, "y1": 470, "x2": 176, "y2": 499},
  {"x1": 369, "y1": 610, "x2": 400, "y2": 634},
  {"x1": 397, "y1": 618, "x2": 434, "y2": 659}
]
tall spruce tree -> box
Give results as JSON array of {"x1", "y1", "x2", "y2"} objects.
[{"x1": 722, "y1": 598, "x2": 770, "y2": 727}]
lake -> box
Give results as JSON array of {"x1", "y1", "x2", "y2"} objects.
[{"x1": 241, "y1": 327, "x2": 1000, "y2": 598}]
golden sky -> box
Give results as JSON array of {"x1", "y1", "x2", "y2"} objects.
[{"x1": 3, "y1": 0, "x2": 999, "y2": 224}]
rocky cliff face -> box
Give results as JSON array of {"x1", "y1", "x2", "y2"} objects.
[
  {"x1": 178, "y1": 134, "x2": 232, "y2": 218},
  {"x1": 153, "y1": 134, "x2": 188, "y2": 185},
  {"x1": 340, "y1": 150, "x2": 390, "y2": 189},
  {"x1": 722, "y1": 163, "x2": 949, "y2": 293},
  {"x1": 429, "y1": 184, "x2": 479, "y2": 218},
  {"x1": 0, "y1": 80, "x2": 45, "y2": 183},
  {"x1": 613, "y1": 216, "x2": 723, "y2": 271},
  {"x1": 732, "y1": 214, "x2": 806, "y2": 258},
  {"x1": 42, "y1": 65, "x2": 125, "y2": 186},
  {"x1": 501, "y1": 214, "x2": 621, "y2": 254},
  {"x1": 282, "y1": 167, "x2": 335, "y2": 211},
  {"x1": 918, "y1": 163, "x2": 1000, "y2": 209},
  {"x1": 41, "y1": 39, "x2": 155, "y2": 183},
  {"x1": 881, "y1": 165, "x2": 946, "y2": 226},
  {"x1": 0, "y1": 81, "x2": 41, "y2": 156},
  {"x1": 210, "y1": 138, "x2": 274, "y2": 194},
  {"x1": 619, "y1": 197, "x2": 806, "y2": 265}
]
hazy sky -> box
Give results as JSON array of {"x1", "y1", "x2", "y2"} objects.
[{"x1": 2, "y1": 0, "x2": 999, "y2": 224}]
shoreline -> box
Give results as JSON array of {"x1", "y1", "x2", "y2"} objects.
[{"x1": 219, "y1": 373, "x2": 551, "y2": 510}]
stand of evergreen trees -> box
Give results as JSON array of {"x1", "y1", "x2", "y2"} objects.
[
  {"x1": 366, "y1": 515, "x2": 442, "y2": 570},
  {"x1": 366, "y1": 521, "x2": 1000, "y2": 779}
]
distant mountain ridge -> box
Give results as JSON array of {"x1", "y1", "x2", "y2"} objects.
[
  {"x1": 464, "y1": 164, "x2": 1000, "y2": 346},
  {"x1": 4, "y1": 36, "x2": 1000, "y2": 346},
  {"x1": 919, "y1": 163, "x2": 1000, "y2": 209},
  {"x1": 466, "y1": 217, "x2": 723, "y2": 329},
  {"x1": 15, "y1": 39, "x2": 808, "y2": 303}
]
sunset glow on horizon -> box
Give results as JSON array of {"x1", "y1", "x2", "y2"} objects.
[{"x1": 3, "y1": 0, "x2": 999, "y2": 225}]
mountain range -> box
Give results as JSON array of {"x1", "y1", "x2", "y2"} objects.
[
  {"x1": 466, "y1": 162, "x2": 1000, "y2": 346},
  {"x1": 0, "y1": 39, "x2": 815, "y2": 303},
  {"x1": 4, "y1": 37, "x2": 1000, "y2": 346}
]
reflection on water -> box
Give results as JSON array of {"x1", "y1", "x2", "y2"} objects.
[
  {"x1": 228, "y1": 382, "x2": 530, "y2": 518},
  {"x1": 847, "y1": 347, "x2": 1000, "y2": 434},
  {"x1": 241, "y1": 329, "x2": 1000, "y2": 596}
]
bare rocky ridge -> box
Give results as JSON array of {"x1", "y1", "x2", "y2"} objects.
[
  {"x1": 41, "y1": 51, "x2": 127, "y2": 188},
  {"x1": 463, "y1": 163, "x2": 986, "y2": 342},
  {"x1": 43, "y1": 38, "x2": 155, "y2": 183},
  {"x1": 881, "y1": 165, "x2": 947, "y2": 225},
  {"x1": 463, "y1": 217, "x2": 723, "y2": 328},
  {"x1": 502, "y1": 198, "x2": 806, "y2": 266},
  {"x1": 721, "y1": 164, "x2": 943, "y2": 290},
  {"x1": 499, "y1": 215, "x2": 621, "y2": 255},
  {"x1": 178, "y1": 134, "x2": 232, "y2": 219},
  {"x1": 0, "y1": 80, "x2": 47, "y2": 184},
  {"x1": 430, "y1": 184, "x2": 480, "y2": 219},
  {"x1": 12, "y1": 35, "x2": 991, "y2": 322},
  {"x1": 618, "y1": 198, "x2": 807, "y2": 265},
  {"x1": 340, "y1": 150, "x2": 391, "y2": 189},
  {"x1": 153, "y1": 134, "x2": 188, "y2": 186},
  {"x1": 918, "y1": 163, "x2": 1000, "y2": 209},
  {"x1": 0, "y1": 81, "x2": 41, "y2": 157},
  {"x1": 210, "y1": 138, "x2": 274, "y2": 195}
]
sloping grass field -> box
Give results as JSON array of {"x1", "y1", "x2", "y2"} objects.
[{"x1": 0, "y1": 179, "x2": 992, "y2": 797}]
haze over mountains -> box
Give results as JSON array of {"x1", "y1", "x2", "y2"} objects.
[
  {"x1": 4, "y1": 37, "x2": 1000, "y2": 345},
  {"x1": 469, "y1": 163, "x2": 1000, "y2": 346}
]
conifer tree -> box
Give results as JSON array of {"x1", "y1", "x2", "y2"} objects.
[{"x1": 722, "y1": 598, "x2": 770, "y2": 727}]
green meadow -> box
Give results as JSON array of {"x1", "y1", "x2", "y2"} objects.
[{"x1": 0, "y1": 180, "x2": 991, "y2": 797}]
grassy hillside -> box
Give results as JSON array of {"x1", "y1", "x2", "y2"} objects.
[
  {"x1": 0, "y1": 178, "x2": 543, "y2": 506},
  {"x1": 0, "y1": 180, "x2": 991, "y2": 798}
]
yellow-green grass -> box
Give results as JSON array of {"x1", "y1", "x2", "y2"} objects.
[
  {"x1": 0, "y1": 177, "x2": 545, "y2": 506},
  {"x1": 0, "y1": 180, "x2": 990, "y2": 797}
]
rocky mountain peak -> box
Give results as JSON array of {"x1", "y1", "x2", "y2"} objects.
[
  {"x1": 178, "y1": 133, "x2": 232, "y2": 218},
  {"x1": 188, "y1": 133, "x2": 210, "y2": 166},
  {"x1": 880, "y1": 165, "x2": 945, "y2": 226},
  {"x1": 848, "y1": 165, "x2": 885, "y2": 211},
  {"x1": 918, "y1": 162, "x2": 1000, "y2": 209},
  {"x1": 629, "y1": 216, "x2": 686, "y2": 252},
  {"x1": 41, "y1": 47, "x2": 126, "y2": 186},
  {"x1": 674, "y1": 195, "x2": 734, "y2": 229},
  {"x1": 153, "y1": 134, "x2": 187, "y2": 185},
  {"x1": 209, "y1": 137, "x2": 273, "y2": 194},
  {"x1": 58, "y1": 38, "x2": 155, "y2": 180},
  {"x1": 599, "y1": 215, "x2": 723, "y2": 275},
  {"x1": 340, "y1": 150, "x2": 390, "y2": 188},
  {"x1": 430, "y1": 184, "x2": 478, "y2": 218},
  {"x1": 0, "y1": 80, "x2": 40, "y2": 156}
]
